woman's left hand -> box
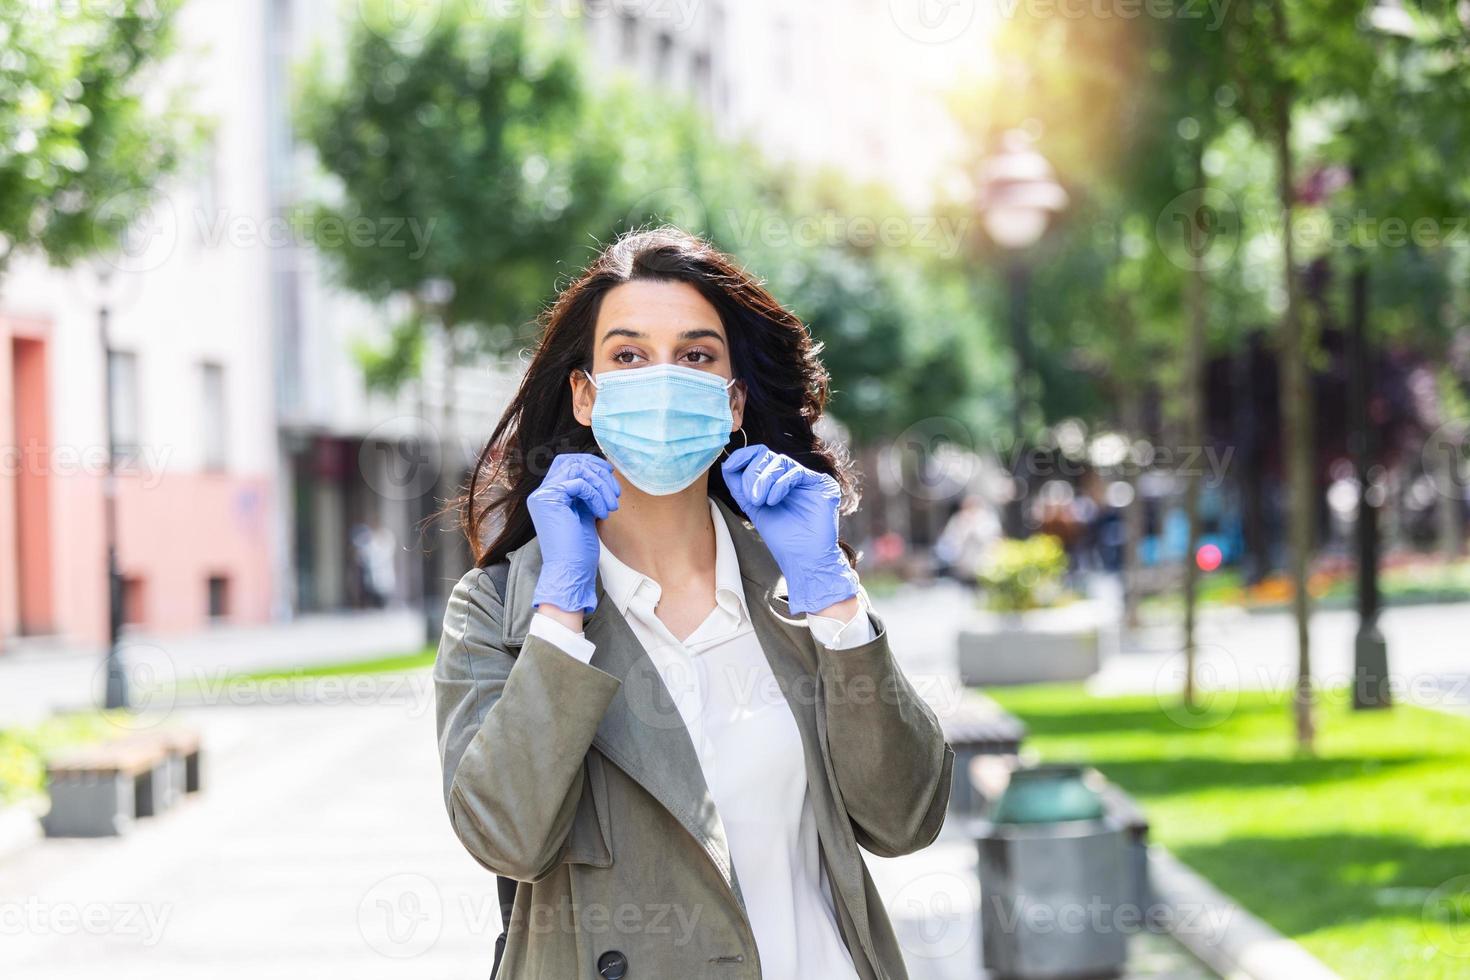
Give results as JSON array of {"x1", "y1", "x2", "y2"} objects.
[{"x1": 722, "y1": 444, "x2": 859, "y2": 614}]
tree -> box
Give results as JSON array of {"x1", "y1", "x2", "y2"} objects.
[
  {"x1": 1222, "y1": 0, "x2": 1386, "y2": 750},
  {"x1": 0, "y1": 0, "x2": 197, "y2": 282},
  {"x1": 297, "y1": 3, "x2": 636, "y2": 634}
]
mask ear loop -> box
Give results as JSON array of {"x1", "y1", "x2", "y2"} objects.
[{"x1": 719, "y1": 426, "x2": 748, "y2": 461}]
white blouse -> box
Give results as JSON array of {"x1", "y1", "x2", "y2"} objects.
[{"x1": 526, "y1": 496, "x2": 869, "y2": 979}]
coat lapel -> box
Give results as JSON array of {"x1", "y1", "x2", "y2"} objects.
[{"x1": 499, "y1": 527, "x2": 745, "y2": 913}]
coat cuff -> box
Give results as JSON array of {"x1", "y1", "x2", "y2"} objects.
[
  {"x1": 526, "y1": 611, "x2": 597, "y2": 664},
  {"x1": 806, "y1": 592, "x2": 877, "y2": 650}
]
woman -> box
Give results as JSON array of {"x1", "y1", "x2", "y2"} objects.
[{"x1": 434, "y1": 226, "x2": 954, "y2": 980}]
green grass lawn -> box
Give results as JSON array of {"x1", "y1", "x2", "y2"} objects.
[
  {"x1": 226, "y1": 646, "x2": 437, "y2": 682},
  {"x1": 165, "y1": 647, "x2": 438, "y2": 697},
  {"x1": 987, "y1": 685, "x2": 1470, "y2": 980}
]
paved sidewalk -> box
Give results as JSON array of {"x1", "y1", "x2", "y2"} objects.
[
  {"x1": 870, "y1": 577, "x2": 1470, "y2": 710},
  {"x1": 0, "y1": 578, "x2": 1218, "y2": 978},
  {"x1": 0, "y1": 674, "x2": 1213, "y2": 979},
  {"x1": 0, "y1": 607, "x2": 425, "y2": 726}
]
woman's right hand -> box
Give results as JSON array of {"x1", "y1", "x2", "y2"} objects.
[{"x1": 528, "y1": 453, "x2": 620, "y2": 616}]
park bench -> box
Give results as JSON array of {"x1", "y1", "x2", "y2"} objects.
[
  {"x1": 42, "y1": 727, "x2": 204, "y2": 838},
  {"x1": 936, "y1": 690, "x2": 1027, "y2": 818},
  {"x1": 122, "y1": 727, "x2": 205, "y2": 805}
]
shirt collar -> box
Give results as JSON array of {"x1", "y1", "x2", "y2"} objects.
[{"x1": 595, "y1": 497, "x2": 749, "y2": 621}]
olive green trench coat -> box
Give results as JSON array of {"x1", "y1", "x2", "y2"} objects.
[{"x1": 434, "y1": 496, "x2": 955, "y2": 979}]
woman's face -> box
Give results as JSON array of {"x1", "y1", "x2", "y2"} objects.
[{"x1": 571, "y1": 279, "x2": 746, "y2": 433}]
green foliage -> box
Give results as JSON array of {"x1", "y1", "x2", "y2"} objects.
[
  {"x1": 299, "y1": 4, "x2": 1008, "y2": 445},
  {"x1": 354, "y1": 313, "x2": 426, "y2": 395},
  {"x1": 0, "y1": 710, "x2": 129, "y2": 804},
  {"x1": 296, "y1": 4, "x2": 625, "y2": 351},
  {"x1": 0, "y1": 0, "x2": 199, "y2": 277},
  {"x1": 978, "y1": 534, "x2": 1069, "y2": 611},
  {"x1": 0, "y1": 730, "x2": 42, "y2": 804}
]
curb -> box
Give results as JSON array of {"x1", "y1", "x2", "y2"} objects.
[
  {"x1": 1149, "y1": 845, "x2": 1342, "y2": 980},
  {"x1": 0, "y1": 798, "x2": 43, "y2": 863}
]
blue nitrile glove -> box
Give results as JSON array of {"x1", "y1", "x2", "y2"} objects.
[
  {"x1": 722, "y1": 444, "x2": 859, "y2": 614},
  {"x1": 528, "y1": 453, "x2": 620, "y2": 615}
]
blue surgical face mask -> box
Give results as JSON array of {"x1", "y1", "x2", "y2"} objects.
[{"x1": 587, "y1": 363, "x2": 736, "y2": 496}]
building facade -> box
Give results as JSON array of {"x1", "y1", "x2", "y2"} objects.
[{"x1": 0, "y1": 0, "x2": 964, "y2": 652}]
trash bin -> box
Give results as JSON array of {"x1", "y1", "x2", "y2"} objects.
[{"x1": 976, "y1": 765, "x2": 1129, "y2": 980}]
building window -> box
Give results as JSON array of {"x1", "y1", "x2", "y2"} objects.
[
  {"x1": 107, "y1": 350, "x2": 140, "y2": 459},
  {"x1": 618, "y1": 10, "x2": 638, "y2": 62},
  {"x1": 207, "y1": 575, "x2": 231, "y2": 621},
  {"x1": 202, "y1": 362, "x2": 227, "y2": 470},
  {"x1": 122, "y1": 576, "x2": 146, "y2": 626},
  {"x1": 654, "y1": 32, "x2": 674, "y2": 82},
  {"x1": 691, "y1": 50, "x2": 711, "y2": 107}
]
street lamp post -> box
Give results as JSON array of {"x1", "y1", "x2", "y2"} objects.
[
  {"x1": 419, "y1": 277, "x2": 457, "y2": 645},
  {"x1": 96, "y1": 267, "x2": 130, "y2": 709},
  {"x1": 977, "y1": 131, "x2": 1068, "y2": 538},
  {"x1": 1347, "y1": 0, "x2": 1415, "y2": 710}
]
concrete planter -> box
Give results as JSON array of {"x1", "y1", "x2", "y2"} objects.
[{"x1": 957, "y1": 601, "x2": 1112, "y2": 686}]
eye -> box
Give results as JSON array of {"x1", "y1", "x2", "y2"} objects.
[
  {"x1": 610, "y1": 347, "x2": 645, "y2": 365},
  {"x1": 681, "y1": 347, "x2": 716, "y2": 364}
]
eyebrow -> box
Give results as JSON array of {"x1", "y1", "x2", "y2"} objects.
[{"x1": 600, "y1": 327, "x2": 726, "y2": 344}]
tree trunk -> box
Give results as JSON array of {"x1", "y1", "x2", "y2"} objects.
[
  {"x1": 423, "y1": 323, "x2": 462, "y2": 645},
  {"x1": 1120, "y1": 360, "x2": 1145, "y2": 632},
  {"x1": 1435, "y1": 439, "x2": 1464, "y2": 559},
  {"x1": 1270, "y1": 2, "x2": 1316, "y2": 752},
  {"x1": 1181, "y1": 147, "x2": 1209, "y2": 709}
]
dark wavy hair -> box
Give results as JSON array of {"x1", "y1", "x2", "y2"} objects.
[{"x1": 460, "y1": 225, "x2": 859, "y2": 569}]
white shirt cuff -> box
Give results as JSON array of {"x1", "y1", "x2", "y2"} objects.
[
  {"x1": 527, "y1": 611, "x2": 597, "y2": 664},
  {"x1": 806, "y1": 593, "x2": 877, "y2": 650}
]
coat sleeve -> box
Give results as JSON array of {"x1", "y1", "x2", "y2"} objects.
[
  {"x1": 815, "y1": 607, "x2": 954, "y2": 857},
  {"x1": 434, "y1": 567, "x2": 622, "y2": 881}
]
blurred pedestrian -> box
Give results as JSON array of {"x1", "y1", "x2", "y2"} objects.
[
  {"x1": 934, "y1": 493, "x2": 1001, "y2": 583},
  {"x1": 351, "y1": 518, "x2": 398, "y2": 608}
]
